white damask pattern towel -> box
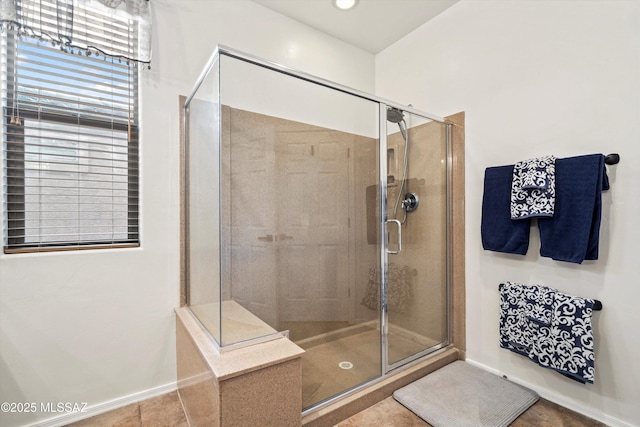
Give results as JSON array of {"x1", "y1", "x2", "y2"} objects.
[
  {"x1": 523, "y1": 284, "x2": 555, "y2": 325},
  {"x1": 510, "y1": 155, "x2": 556, "y2": 219},
  {"x1": 529, "y1": 292, "x2": 595, "y2": 384},
  {"x1": 499, "y1": 282, "x2": 554, "y2": 355},
  {"x1": 500, "y1": 283, "x2": 595, "y2": 384}
]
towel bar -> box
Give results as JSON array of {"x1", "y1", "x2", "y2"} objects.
[{"x1": 498, "y1": 283, "x2": 602, "y2": 311}]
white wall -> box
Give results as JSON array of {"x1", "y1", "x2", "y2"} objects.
[
  {"x1": 221, "y1": 55, "x2": 379, "y2": 138},
  {"x1": 0, "y1": 1, "x2": 374, "y2": 426},
  {"x1": 376, "y1": 1, "x2": 640, "y2": 426}
]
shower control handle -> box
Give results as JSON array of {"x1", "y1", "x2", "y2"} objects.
[{"x1": 386, "y1": 219, "x2": 402, "y2": 255}]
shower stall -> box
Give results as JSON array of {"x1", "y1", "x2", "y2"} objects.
[{"x1": 183, "y1": 46, "x2": 453, "y2": 412}]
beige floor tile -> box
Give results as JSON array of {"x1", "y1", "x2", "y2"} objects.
[
  {"x1": 65, "y1": 402, "x2": 140, "y2": 427},
  {"x1": 512, "y1": 399, "x2": 607, "y2": 427},
  {"x1": 335, "y1": 397, "x2": 429, "y2": 427},
  {"x1": 62, "y1": 387, "x2": 605, "y2": 427},
  {"x1": 139, "y1": 391, "x2": 189, "y2": 427}
]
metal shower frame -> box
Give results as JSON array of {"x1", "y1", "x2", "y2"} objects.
[{"x1": 183, "y1": 44, "x2": 454, "y2": 411}]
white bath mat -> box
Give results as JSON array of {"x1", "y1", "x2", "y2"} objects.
[{"x1": 393, "y1": 361, "x2": 539, "y2": 427}]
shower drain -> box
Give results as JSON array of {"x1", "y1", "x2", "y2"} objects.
[{"x1": 338, "y1": 361, "x2": 354, "y2": 370}]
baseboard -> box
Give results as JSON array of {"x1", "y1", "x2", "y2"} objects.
[
  {"x1": 464, "y1": 359, "x2": 634, "y2": 427},
  {"x1": 31, "y1": 381, "x2": 177, "y2": 427}
]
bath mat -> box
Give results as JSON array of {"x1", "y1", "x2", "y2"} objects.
[{"x1": 393, "y1": 361, "x2": 539, "y2": 427}]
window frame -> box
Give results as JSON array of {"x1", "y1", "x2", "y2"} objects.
[{"x1": 2, "y1": 32, "x2": 140, "y2": 253}]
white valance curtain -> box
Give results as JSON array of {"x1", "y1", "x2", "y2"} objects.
[{"x1": 0, "y1": 0, "x2": 151, "y2": 65}]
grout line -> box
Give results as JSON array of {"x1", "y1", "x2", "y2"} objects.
[{"x1": 176, "y1": 389, "x2": 192, "y2": 427}]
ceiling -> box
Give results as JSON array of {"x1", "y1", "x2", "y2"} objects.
[{"x1": 251, "y1": 0, "x2": 459, "y2": 54}]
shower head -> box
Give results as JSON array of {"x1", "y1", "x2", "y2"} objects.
[
  {"x1": 387, "y1": 107, "x2": 405, "y2": 124},
  {"x1": 387, "y1": 107, "x2": 408, "y2": 142}
]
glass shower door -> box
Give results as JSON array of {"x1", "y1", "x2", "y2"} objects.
[{"x1": 384, "y1": 110, "x2": 449, "y2": 368}]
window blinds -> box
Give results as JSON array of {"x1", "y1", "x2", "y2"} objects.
[
  {"x1": 2, "y1": 24, "x2": 140, "y2": 252},
  {"x1": 1, "y1": 0, "x2": 152, "y2": 64}
]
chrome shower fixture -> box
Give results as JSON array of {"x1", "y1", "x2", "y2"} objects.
[
  {"x1": 387, "y1": 107, "x2": 408, "y2": 152},
  {"x1": 387, "y1": 107, "x2": 405, "y2": 123},
  {"x1": 387, "y1": 106, "x2": 413, "y2": 220},
  {"x1": 401, "y1": 192, "x2": 419, "y2": 212}
]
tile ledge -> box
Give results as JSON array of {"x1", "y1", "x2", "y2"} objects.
[{"x1": 175, "y1": 306, "x2": 304, "y2": 381}]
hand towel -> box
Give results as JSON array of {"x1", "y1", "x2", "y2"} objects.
[
  {"x1": 499, "y1": 282, "x2": 553, "y2": 356},
  {"x1": 482, "y1": 166, "x2": 531, "y2": 255},
  {"x1": 523, "y1": 284, "x2": 555, "y2": 325},
  {"x1": 529, "y1": 292, "x2": 595, "y2": 384},
  {"x1": 538, "y1": 154, "x2": 609, "y2": 263},
  {"x1": 510, "y1": 155, "x2": 556, "y2": 219}
]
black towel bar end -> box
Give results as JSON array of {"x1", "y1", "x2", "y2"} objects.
[
  {"x1": 605, "y1": 153, "x2": 620, "y2": 165},
  {"x1": 498, "y1": 283, "x2": 602, "y2": 311}
]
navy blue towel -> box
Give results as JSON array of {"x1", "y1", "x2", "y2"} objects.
[
  {"x1": 538, "y1": 154, "x2": 609, "y2": 264},
  {"x1": 482, "y1": 166, "x2": 531, "y2": 255}
]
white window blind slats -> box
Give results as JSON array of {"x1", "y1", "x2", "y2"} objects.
[
  {"x1": 10, "y1": 129, "x2": 133, "y2": 152},
  {"x1": 11, "y1": 68, "x2": 132, "y2": 98},
  {"x1": 5, "y1": 43, "x2": 136, "y2": 79},
  {"x1": 3, "y1": 111, "x2": 132, "y2": 137},
  {"x1": 4, "y1": 41, "x2": 136, "y2": 124},
  {"x1": 5, "y1": 92, "x2": 133, "y2": 120},
  {"x1": 7, "y1": 51, "x2": 135, "y2": 83},
  {"x1": 2, "y1": 24, "x2": 139, "y2": 252}
]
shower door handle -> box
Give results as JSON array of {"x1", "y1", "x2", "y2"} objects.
[{"x1": 386, "y1": 219, "x2": 402, "y2": 255}]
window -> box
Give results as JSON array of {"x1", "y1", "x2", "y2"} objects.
[{"x1": 1, "y1": 1, "x2": 148, "y2": 253}]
